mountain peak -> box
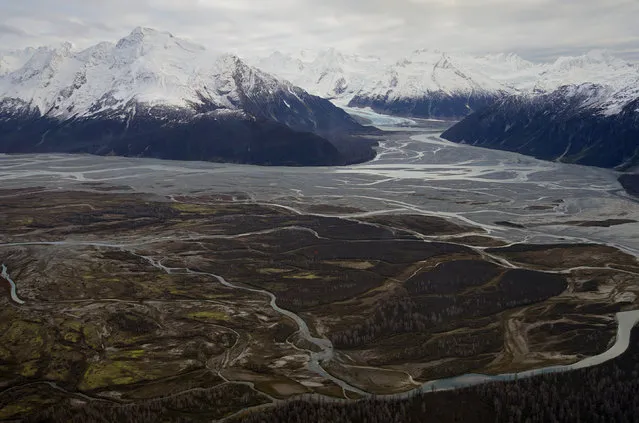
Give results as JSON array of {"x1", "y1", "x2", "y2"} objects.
[
  {"x1": 127, "y1": 26, "x2": 172, "y2": 40},
  {"x1": 409, "y1": 49, "x2": 449, "y2": 64},
  {"x1": 312, "y1": 48, "x2": 346, "y2": 68},
  {"x1": 552, "y1": 49, "x2": 627, "y2": 71},
  {"x1": 117, "y1": 27, "x2": 169, "y2": 48},
  {"x1": 584, "y1": 49, "x2": 616, "y2": 61},
  {"x1": 115, "y1": 27, "x2": 204, "y2": 54},
  {"x1": 215, "y1": 53, "x2": 244, "y2": 70},
  {"x1": 413, "y1": 48, "x2": 444, "y2": 55},
  {"x1": 132, "y1": 26, "x2": 168, "y2": 36},
  {"x1": 0, "y1": 29, "x2": 370, "y2": 167},
  {"x1": 0, "y1": 47, "x2": 38, "y2": 76}
]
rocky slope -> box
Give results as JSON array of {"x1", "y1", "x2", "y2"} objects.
[
  {"x1": 0, "y1": 28, "x2": 375, "y2": 166},
  {"x1": 441, "y1": 83, "x2": 639, "y2": 169}
]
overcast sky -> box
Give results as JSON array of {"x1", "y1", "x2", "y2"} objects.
[{"x1": 1, "y1": 0, "x2": 638, "y2": 61}]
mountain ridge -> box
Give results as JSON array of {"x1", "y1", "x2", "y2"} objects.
[
  {"x1": 253, "y1": 48, "x2": 639, "y2": 119},
  {"x1": 0, "y1": 28, "x2": 377, "y2": 166},
  {"x1": 441, "y1": 82, "x2": 639, "y2": 170}
]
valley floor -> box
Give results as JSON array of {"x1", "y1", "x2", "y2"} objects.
[{"x1": 1, "y1": 122, "x2": 638, "y2": 421}]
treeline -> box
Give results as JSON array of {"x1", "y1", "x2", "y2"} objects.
[
  {"x1": 331, "y1": 267, "x2": 566, "y2": 350},
  {"x1": 24, "y1": 384, "x2": 268, "y2": 423},
  {"x1": 234, "y1": 327, "x2": 639, "y2": 423},
  {"x1": 19, "y1": 328, "x2": 639, "y2": 423}
]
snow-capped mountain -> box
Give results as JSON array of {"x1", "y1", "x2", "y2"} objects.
[
  {"x1": 348, "y1": 49, "x2": 514, "y2": 118},
  {"x1": 254, "y1": 48, "x2": 385, "y2": 103},
  {"x1": 438, "y1": 51, "x2": 639, "y2": 169},
  {"x1": 0, "y1": 28, "x2": 374, "y2": 166},
  {"x1": 4, "y1": 29, "x2": 638, "y2": 168},
  {"x1": 256, "y1": 46, "x2": 639, "y2": 169},
  {"x1": 253, "y1": 48, "x2": 639, "y2": 120},
  {"x1": 254, "y1": 48, "x2": 515, "y2": 118},
  {"x1": 441, "y1": 81, "x2": 639, "y2": 169},
  {"x1": 514, "y1": 50, "x2": 639, "y2": 94},
  {"x1": 0, "y1": 48, "x2": 37, "y2": 76}
]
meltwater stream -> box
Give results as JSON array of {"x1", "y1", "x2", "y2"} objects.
[
  {"x1": 2, "y1": 240, "x2": 638, "y2": 401},
  {"x1": 200, "y1": 271, "x2": 368, "y2": 396},
  {"x1": 0, "y1": 237, "x2": 366, "y2": 395},
  {"x1": 1, "y1": 128, "x2": 637, "y2": 254},
  {"x1": 133, "y1": 253, "x2": 368, "y2": 396},
  {"x1": 1, "y1": 117, "x2": 639, "y2": 402},
  {"x1": 400, "y1": 309, "x2": 639, "y2": 396},
  {"x1": 1, "y1": 264, "x2": 25, "y2": 305}
]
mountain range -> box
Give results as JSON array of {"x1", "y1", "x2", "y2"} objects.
[
  {"x1": 441, "y1": 82, "x2": 639, "y2": 169},
  {"x1": 254, "y1": 48, "x2": 638, "y2": 119},
  {"x1": 2, "y1": 28, "x2": 639, "y2": 170},
  {"x1": 256, "y1": 48, "x2": 639, "y2": 170},
  {"x1": 0, "y1": 28, "x2": 376, "y2": 166}
]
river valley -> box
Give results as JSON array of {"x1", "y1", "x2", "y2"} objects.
[{"x1": 1, "y1": 116, "x2": 638, "y2": 421}]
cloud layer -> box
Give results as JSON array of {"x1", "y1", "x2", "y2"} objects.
[{"x1": 1, "y1": 0, "x2": 638, "y2": 61}]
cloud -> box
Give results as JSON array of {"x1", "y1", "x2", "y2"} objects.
[
  {"x1": 0, "y1": 0, "x2": 637, "y2": 62},
  {"x1": 0, "y1": 23, "x2": 28, "y2": 37}
]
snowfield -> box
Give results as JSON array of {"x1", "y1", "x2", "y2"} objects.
[
  {"x1": 1, "y1": 27, "x2": 638, "y2": 122},
  {"x1": 0, "y1": 27, "x2": 314, "y2": 119},
  {"x1": 253, "y1": 48, "x2": 639, "y2": 117}
]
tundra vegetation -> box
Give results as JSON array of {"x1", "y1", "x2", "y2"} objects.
[{"x1": 1, "y1": 187, "x2": 637, "y2": 421}]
